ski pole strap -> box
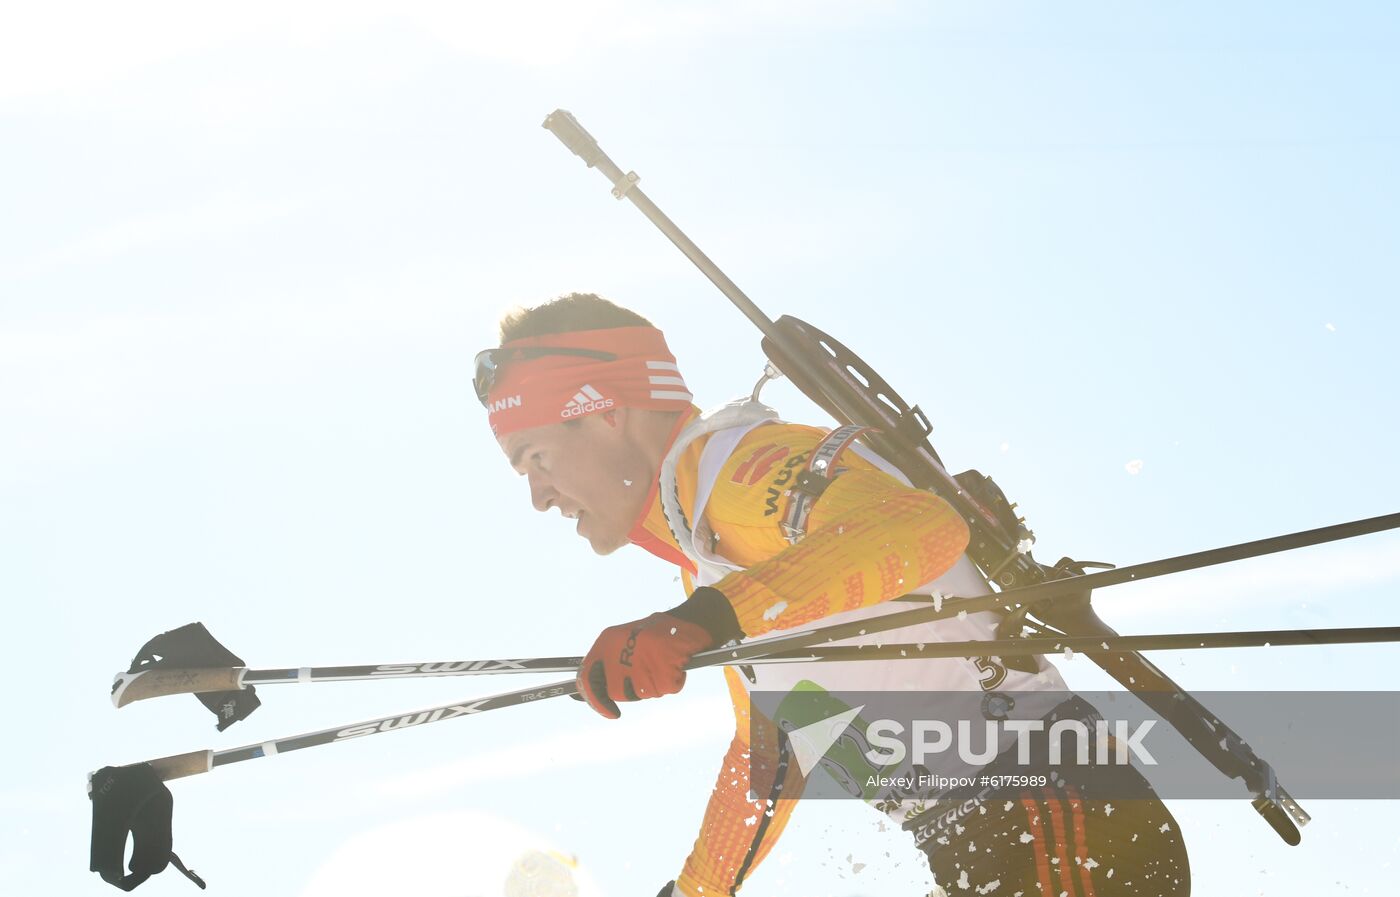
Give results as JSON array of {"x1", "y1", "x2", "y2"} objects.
[
  {"x1": 120, "y1": 623, "x2": 261, "y2": 731},
  {"x1": 780, "y1": 424, "x2": 869, "y2": 544},
  {"x1": 89, "y1": 763, "x2": 206, "y2": 891}
]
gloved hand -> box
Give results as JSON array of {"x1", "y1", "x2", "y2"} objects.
[
  {"x1": 576, "y1": 612, "x2": 710, "y2": 719},
  {"x1": 576, "y1": 586, "x2": 742, "y2": 720}
]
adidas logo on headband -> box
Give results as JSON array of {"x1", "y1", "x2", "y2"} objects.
[{"x1": 561, "y1": 384, "x2": 616, "y2": 418}]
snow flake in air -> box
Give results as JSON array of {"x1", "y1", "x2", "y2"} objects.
[
  {"x1": 1124, "y1": 459, "x2": 1145, "y2": 476},
  {"x1": 762, "y1": 601, "x2": 789, "y2": 622},
  {"x1": 1104, "y1": 803, "x2": 1114, "y2": 816},
  {"x1": 1325, "y1": 323, "x2": 1337, "y2": 332},
  {"x1": 932, "y1": 591, "x2": 945, "y2": 613},
  {"x1": 1000, "y1": 441, "x2": 1010, "y2": 453}
]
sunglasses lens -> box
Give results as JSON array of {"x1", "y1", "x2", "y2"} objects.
[{"x1": 472, "y1": 350, "x2": 498, "y2": 406}]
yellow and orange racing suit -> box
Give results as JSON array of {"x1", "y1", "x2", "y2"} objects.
[{"x1": 627, "y1": 406, "x2": 1060, "y2": 896}]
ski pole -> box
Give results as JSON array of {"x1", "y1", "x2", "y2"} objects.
[
  {"x1": 759, "y1": 626, "x2": 1400, "y2": 663},
  {"x1": 115, "y1": 624, "x2": 1400, "y2": 710},
  {"x1": 710, "y1": 511, "x2": 1400, "y2": 665}
]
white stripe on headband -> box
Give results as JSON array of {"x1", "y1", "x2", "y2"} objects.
[
  {"x1": 648, "y1": 375, "x2": 687, "y2": 387},
  {"x1": 646, "y1": 361, "x2": 680, "y2": 371},
  {"x1": 650, "y1": 390, "x2": 693, "y2": 402}
]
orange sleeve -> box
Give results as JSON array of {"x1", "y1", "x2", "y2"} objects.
[
  {"x1": 675, "y1": 666, "x2": 804, "y2": 897},
  {"x1": 702, "y1": 423, "x2": 970, "y2": 636}
]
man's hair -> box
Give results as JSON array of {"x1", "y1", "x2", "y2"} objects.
[{"x1": 497, "y1": 292, "x2": 653, "y2": 344}]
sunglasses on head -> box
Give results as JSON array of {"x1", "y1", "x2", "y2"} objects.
[{"x1": 473, "y1": 346, "x2": 619, "y2": 406}]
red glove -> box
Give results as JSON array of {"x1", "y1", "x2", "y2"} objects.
[{"x1": 576, "y1": 612, "x2": 713, "y2": 719}]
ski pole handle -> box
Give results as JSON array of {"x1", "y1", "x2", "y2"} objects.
[
  {"x1": 111, "y1": 668, "x2": 246, "y2": 708},
  {"x1": 147, "y1": 749, "x2": 214, "y2": 782}
]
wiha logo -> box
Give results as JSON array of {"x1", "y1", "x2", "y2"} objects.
[
  {"x1": 732, "y1": 444, "x2": 790, "y2": 486},
  {"x1": 561, "y1": 384, "x2": 614, "y2": 418},
  {"x1": 335, "y1": 701, "x2": 489, "y2": 739},
  {"x1": 372, "y1": 660, "x2": 529, "y2": 676},
  {"x1": 487, "y1": 395, "x2": 523, "y2": 415},
  {"x1": 763, "y1": 452, "x2": 810, "y2": 516}
]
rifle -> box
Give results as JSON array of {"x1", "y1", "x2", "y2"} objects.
[{"x1": 542, "y1": 108, "x2": 1323, "y2": 845}]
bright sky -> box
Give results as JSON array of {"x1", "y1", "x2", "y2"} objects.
[{"x1": 3, "y1": 2, "x2": 1398, "y2": 895}]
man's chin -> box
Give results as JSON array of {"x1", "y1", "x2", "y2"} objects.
[
  {"x1": 585, "y1": 534, "x2": 626, "y2": 555},
  {"x1": 581, "y1": 527, "x2": 626, "y2": 556}
]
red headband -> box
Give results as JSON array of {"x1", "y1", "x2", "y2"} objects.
[{"x1": 484, "y1": 326, "x2": 694, "y2": 437}]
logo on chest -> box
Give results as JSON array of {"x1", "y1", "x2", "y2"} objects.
[{"x1": 730, "y1": 444, "x2": 790, "y2": 486}]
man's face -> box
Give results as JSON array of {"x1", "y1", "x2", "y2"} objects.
[{"x1": 497, "y1": 411, "x2": 653, "y2": 555}]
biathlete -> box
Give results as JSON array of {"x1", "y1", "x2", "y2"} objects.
[{"x1": 476, "y1": 292, "x2": 1190, "y2": 896}]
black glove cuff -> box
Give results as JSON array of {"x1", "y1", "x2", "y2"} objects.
[{"x1": 666, "y1": 585, "x2": 744, "y2": 647}]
